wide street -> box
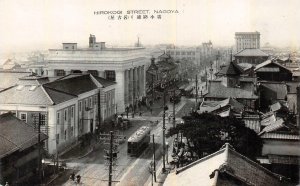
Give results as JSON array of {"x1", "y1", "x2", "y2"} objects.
[{"x1": 50, "y1": 94, "x2": 193, "y2": 186}]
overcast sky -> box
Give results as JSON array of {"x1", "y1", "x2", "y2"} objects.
[{"x1": 1, "y1": 0, "x2": 300, "y2": 56}]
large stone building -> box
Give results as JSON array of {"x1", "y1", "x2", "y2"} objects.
[
  {"x1": 0, "y1": 74, "x2": 116, "y2": 154},
  {"x1": 235, "y1": 31, "x2": 260, "y2": 53},
  {"x1": 29, "y1": 34, "x2": 150, "y2": 112},
  {"x1": 165, "y1": 41, "x2": 214, "y2": 66}
]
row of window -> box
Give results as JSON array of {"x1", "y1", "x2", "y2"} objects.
[
  {"x1": 57, "y1": 106, "x2": 75, "y2": 125},
  {"x1": 168, "y1": 51, "x2": 196, "y2": 55},
  {"x1": 79, "y1": 95, "x2": 97, "y2": 112}
]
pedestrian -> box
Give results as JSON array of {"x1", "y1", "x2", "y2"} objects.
[
  {"x1": 5, "y1": 182, "x2": 9, "y2": 186},
  {"x1": 139, "y1": 112, "x2": 142, "y2": 116}
]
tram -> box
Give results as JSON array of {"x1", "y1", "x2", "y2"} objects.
[{"x1": 127, "y1": 126, "x2": 151, "y2": 156}]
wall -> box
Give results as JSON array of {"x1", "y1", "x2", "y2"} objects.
[{"x1": 262, "y1": 139, "x2": 300, "y2": 156}]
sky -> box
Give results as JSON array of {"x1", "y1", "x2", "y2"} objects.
[{"x1": 1, "y1": 0, "x2": 300, "y2": 57}]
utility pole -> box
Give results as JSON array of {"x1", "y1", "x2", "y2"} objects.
[
  {"x1": 38, "y1": 113, "x2": 42, "y2": 183},
  {"x1": 98, "y1": 90, "x2": 101, "y2": 132},
  {"x1": 108, "y1": 131, "x2": 113, "y2": 186},
  {"x1": 195, "y1": 74, "x2": 198, "y2": 110},
  {"x1": 162, "y1": 86, "x2": 166, "y2": 172},
  {"x1": 173, "y1": 89, "x2": 176, "y2": 128},
  {"x1": 152, "y1": 134, "x2": 156, "y2": 182},
  {"x1": 100, "y1": 131, "x2": 120, "y2": 185}
]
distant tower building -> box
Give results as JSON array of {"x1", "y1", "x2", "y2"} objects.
[
  {"x1": 235, "y1": 31, "x2": 260, "y2": 53},
  {"x1": 89, "y1": 34, "x2": 96, "y2": 48}
]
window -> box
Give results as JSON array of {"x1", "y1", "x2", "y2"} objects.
[
  {"x1": 85, "y1": 99, "x2": 88, "y2": 109},
  {"x1": 176, "y1": 52, "x2": 180, "y2": 55},
  {"x1": 71, "y1": 106, "x2": 74, "y2": 118},
  {"x1": 89, "y1": 97, "x2": 92, "y2": 108},
  {"x1": 56, "y1": 134, "x2": 59, "y2": 144},
  {"x1": 79, "y1": 101, "x2": 82, "y2": 112},
  {"x1": 20, "y1": 113, "x2": 27, "y2": 123},
  {"x1": 64, "y1": 109, "x2": 67, "y2": 121},
  {"x1": 55, "y1": 69, "x2": 66, "y2": 76},
  {"x1": 181, "y1": 52, "x2": 186, "y2": 55},
  {"x1": 93, "y1": 95, "x2": 97, "y2": 105},
  {"x1": 40, "y1": 114, "x2": 46, "y2": 126},
  {"x1": 105, "y1": 70, "x2": 116, "y2": 81},
  {"x1": 57, "y1": 112, "x2": 60, "y2": 125}
]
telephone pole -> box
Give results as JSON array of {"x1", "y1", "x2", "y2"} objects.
[
  {"x1": 108, "y1": 131, "x2": 113, "y2": 186},
  {"x1": 195, "y1": 74, "x2": 198, "y2": 110},
  {"x1": 100, "y1": 131, "x2": 120, "y2": 185},
  {"x1": 173, "y1": 89, "x2": 176, "y2": 128},
  {"x1": 162, "y1": 87, "x2": 166, "y2": 172},
  {"x1": 38, "y1": 113, "x2": 42, "y2": 182},
  {"x1": 152, "y1": 134, "x2": 156, "y2": 182}
]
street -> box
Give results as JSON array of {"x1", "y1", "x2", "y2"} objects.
[{"x1": 50, "y1": 97, "x2": 190, "y2": 186}]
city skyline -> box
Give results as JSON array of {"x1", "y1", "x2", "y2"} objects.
[{"x1": 1, "y1": 0, "x2": 300, "y2": 57}]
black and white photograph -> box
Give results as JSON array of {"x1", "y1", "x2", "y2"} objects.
[{"x1": 0, "y1": 0, "x2": 300, "y2": 185}]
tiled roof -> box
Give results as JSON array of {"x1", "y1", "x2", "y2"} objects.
[
  {"x1": 0, "y1": 85, "x2": 54, "y2": 105},
  {"x1": 164, "y1": 143, "x2": 284, "y2": 186},
  {"x1": 43, "y1": 86, "x2": 77, "y2": 105},
  {"x1": 0, "y1": 113, "x2": 47, "y2": 158},
  {"x1": 92, "y1": 75, "x2": 116, "y2": 88},
  {"x1": 0, "y1": 71, "x2": 31, "y2": 90},
  {"x1": 44, "y1": 74, "x2": 98, "y2": 96},
  {"x1": 261, "y1": 114, "x2": 276, "y2": 127},
  {"x1": 217, "y1": 62, "x2": 243, "y2": 76},
  {"x1": 260, "y1": 132, "x2": 300, "y2": 140},
  {"x1": 235, "y1": 48, "x2": 269, "y2": 57},
  {"x1": 237, "y1": 62, "x2": 254, "y2": 71},
  {"x1": 254, "y1": 59, "x2": 292, "y2": 72},
  {"x1": 259, "y1": 118, "x2": 285, "y2": 135},
  {"x1": 206, "y1": 81, "x2": 258, "y2": 99},
  {"x1": 270, "y1": 102, "x2": 282, "y2": 112},
  {"x1": 199, "y1": 98, "x2": 244, "y2": 114}
]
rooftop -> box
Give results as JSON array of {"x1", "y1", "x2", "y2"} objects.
[
  {"x1": 206, "y1": 81, "x2": 258, "y2": 99},
  {"x1": 164, "y1": 143, "x2": 284, "y2": 186},
  {"x1": 235, "y1": 48, "x2": 268, "y2": 57},
  {"x1": 0, "y1": 113, "x2": 47, "y2": 159}
]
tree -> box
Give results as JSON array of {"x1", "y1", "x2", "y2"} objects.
[{"x1": 168, "y1": 112, "x2": 262, "y2": 160}]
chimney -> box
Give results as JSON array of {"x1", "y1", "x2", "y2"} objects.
[{"x1": 297, "y1": 84, "x2": 300, "y2": 127}]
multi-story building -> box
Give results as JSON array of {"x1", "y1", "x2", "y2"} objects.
[
  {"x1": 28, "y1": 34, "x2": 150, "y2": 112},
  {"x1": 0, "y1": 74, "x2": 116, "y2": 154},
  {"x1": 235, "y1": 31, "x2": 260, "y2": 53},
  {"x1": 166, "y1": 47, "x2": 200, "y2": 65},
  {"x1": 165, "y1": 41, "x2": 214, "y2": 66}
]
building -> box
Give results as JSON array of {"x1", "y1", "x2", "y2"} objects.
[
  {"x1": 258, "y1": 119, "x2": 300, "y2": 183},
  {"x1": 0, "y1": 113, "x2": 47, "y2": 185},
  {"x1": 29, "y1": 34, "x2": 150, "y2": 112},
  {"x1": 234, "y1": 48, "x2": 269, "y2": 65},
  {"x1": 235, "y1": 31, "x2": 260, "y2": 53},
  {"x1": 254, "y1": 59, "x2": 293, "y2": 82},
  {"x1": 164, "y1": 143, "x2": 287, "y2": 186},
  {"x1": 0, "y1": 74, "x2": 116, "y2": 154},
  {"x1": 165, "y1": 41, "x2": 214, "y2": 66},
  {"x1": 206, "y1": 61, "x2": 258, "y2": 109},
  {"x1": 166, "y1": 47, "x2": 200, "y2": 65}
]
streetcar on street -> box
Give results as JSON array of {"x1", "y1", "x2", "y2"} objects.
[{"x1": 127, "y1": 126, "x2": 151, "y2": 156}]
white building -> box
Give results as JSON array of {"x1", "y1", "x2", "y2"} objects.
[
  {"x1": 235, "y1": 31, "x2": 260, "y2": 53},
  {"x1": 29, "y1": 35, "x2": 151, "y2": 112},
  {"x1": 0, "y1": 74, "x2": 116, "y2": 154}
]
